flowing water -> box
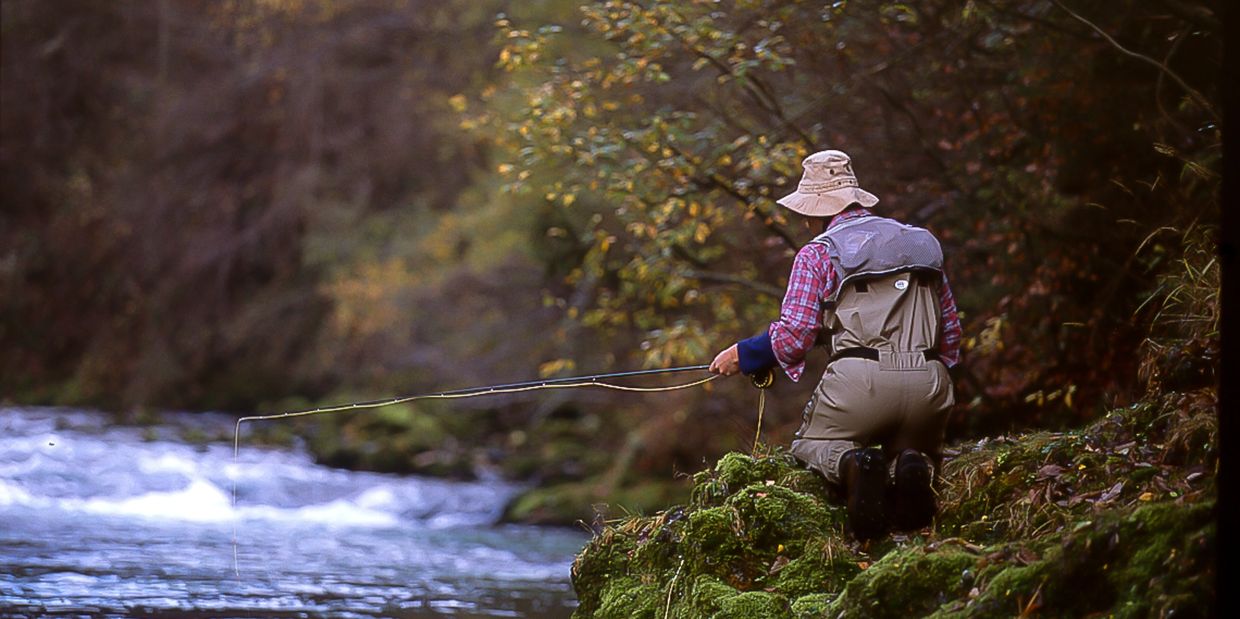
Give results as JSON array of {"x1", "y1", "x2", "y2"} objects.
[{"x1": 0, "y1": 407, "x2": 586, "y2": 618}]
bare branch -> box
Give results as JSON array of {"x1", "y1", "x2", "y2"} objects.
[
  {"x1": 1052, "y1": 0, "x2": 1218, "y2": 121},
  {"x1": 681, "y1": 268, "x2": 784, "y2": 299}
]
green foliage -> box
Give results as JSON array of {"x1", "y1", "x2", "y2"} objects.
[{"x1": 479, "y1": 0, "x2": 1222, "y2": 428}]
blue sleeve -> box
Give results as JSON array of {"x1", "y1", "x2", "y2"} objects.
[{"x1": 737, "y1": 331, "x2": 778, "y2": 375}]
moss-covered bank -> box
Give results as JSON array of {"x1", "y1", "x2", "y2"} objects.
[{"x1": 570, "y1": 389, "x2": 1216, "y2": 618}]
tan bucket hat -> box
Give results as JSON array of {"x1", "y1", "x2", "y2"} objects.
[{"x1": 776, "y1": 150, "x2": 879, "y2": 217}]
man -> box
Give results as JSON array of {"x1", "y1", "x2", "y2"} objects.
[{"x1": 709, "y1": 149, "x2": 962, "y2": 541}]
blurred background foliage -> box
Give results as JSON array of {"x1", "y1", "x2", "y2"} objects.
[{"x1": 1, "y1": 0, "x2": 1220, "y2": 511}]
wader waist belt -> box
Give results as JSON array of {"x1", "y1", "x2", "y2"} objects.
[{"x1": 831, "y1": 347, "x2": 940, "y2": 363}]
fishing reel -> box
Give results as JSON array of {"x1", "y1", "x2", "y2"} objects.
[{"x1": 748, "y1": 367, "x2": 775, "y2": 389}]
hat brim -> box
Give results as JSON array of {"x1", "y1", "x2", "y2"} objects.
[{"x1": 776, "y1": 187, "x2": 879, "y2": 217}]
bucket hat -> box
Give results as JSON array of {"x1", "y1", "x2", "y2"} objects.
[{"x1": 776, "y1": 150, "x2": 879, "y2": 217}]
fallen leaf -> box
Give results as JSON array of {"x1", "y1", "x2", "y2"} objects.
[
  {"x1": 857, "y1": 561, "x2": 870, "y2": 570},
  {"x1": 1099, "y1": 480, "x2": 1124, "y2": 503},
  {"x1": 1037, "y1": 464, "x2": 1065, "y2": 479},
  {"x1": 1138, "y1": 492, "x2": 1154, "y2": 502},
  {"x1": 1015, "y1": 548, "x2": 1040, "y2": 564}
]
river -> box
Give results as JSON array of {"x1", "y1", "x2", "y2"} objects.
[{"x1": 0, "y1": 407, "x2": 586, "y2": 618}]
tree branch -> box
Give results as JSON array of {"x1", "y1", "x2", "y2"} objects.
[
  {"x1": 682, "y1": 268, "x2": 784, "y2": 299},
  {"x1": 1051, "y1": 0, "x2": 1218, "y2": 121}
]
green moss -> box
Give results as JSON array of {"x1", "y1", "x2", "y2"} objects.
[
  {"x1": 683, "y1": 506, "x2": 749, "y2": 581},
  {"x1": 573, "y1": 533, "x2": 639, "y2": 617},
  {"x1": 685, "y1": 575, "x2": 740, "y2": 616},
  {"x1": 723, "y1": 483, "x2": 841, "y2": 554},
  {"x1": 571, "y1": 392, "x2": 1217, "y2": 619},
  {"x1": 714, "y1": 591, "x2": 791, "y2": 619},
  {"x1": 790, "y1": 593, "x2": 833, "y2": 618},
  {"x1": 594, "y1": 576, "x2": 662, "y2": 619},
  {"x1": 692, "y1": 451, "x2": 819, "y2": 508},
  {"x1": 960, "y1": 500, "x2": 1215, "y2": 618},
  {"x1": 768, "y1": 541, "x2": 860, "y2": 598},
  {"x1": 826, "y1": 548, "x2": 974, "y2": 618}
]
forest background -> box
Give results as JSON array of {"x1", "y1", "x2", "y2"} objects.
[{"x1": 1, "y1": 0, "x2": 1221, "y2": 514}]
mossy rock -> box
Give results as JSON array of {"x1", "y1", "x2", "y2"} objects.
[
  {"x1": 790, "y1": 593, "x2": 834, "y2": 618},
  {"x1": 570, "y1": 391, "x2": 1217, "y2": 619},
  {"x1": 823, "y1": 547, "x2": 975, "y2": 618},
  {"x1": 504, "y1": 480, "x2": 596, "y2": 525},
  {"x1": 573, "y1": 450, "x2": 856, "y2": 617},
  {"x1": 691, "y1": 451, "x2": 830, "y2": 509},
  {"x1": 714, "y1": 591, "x2": 792, "y2": 619},
  {"x1": 686, "y1": 575, "x2": 741, "y2": 617},
  {"x1": 768, "y1": 540, "x2": 860, "y2": 599},
  {"x1": 593, "y1": 576, "x2": 662, "y2": 619},
  {"x1": 960, "y1": 500, "x2": 1215, "y2": 618},
  {"x1": 503, "y1": 478, "x2": 689, "y2": 526}
]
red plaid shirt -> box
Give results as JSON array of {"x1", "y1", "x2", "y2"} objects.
[{"x1": 769, "y1": 208, "x2": 962, "y2": 382}]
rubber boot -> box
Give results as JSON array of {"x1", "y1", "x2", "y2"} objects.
[
  {"x1": 888, "y1": 448, "x2": 936, "y2": 532},
  {"x1": 840, "y1": 447, "x2": 887, "y2": 541}
]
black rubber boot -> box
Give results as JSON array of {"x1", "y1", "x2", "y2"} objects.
[
  {"x1": 840, "y1": 447, "x2": 888, "y2": 541},
  {"x1": 889, "y1": 449, "x2": 936, "y2": 532}
]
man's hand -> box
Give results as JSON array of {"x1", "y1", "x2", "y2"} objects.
[{"x1": 709, "y1": 344, "x2": 741, "y2": 376}]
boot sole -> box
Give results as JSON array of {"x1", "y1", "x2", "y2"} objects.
[
  {"x1": 847, "y1": 449, "x2": 888, "y2": 541},
  {"x1": 892, "y1": 453, "x2": 936, "y2": 531}
]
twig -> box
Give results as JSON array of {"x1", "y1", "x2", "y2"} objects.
[
  {"x1": 681, "y1": 268, "x2": 784, "y2": 299},
  {"x1": 663, "y1": 559, "x2": 685, "y2": 619}
]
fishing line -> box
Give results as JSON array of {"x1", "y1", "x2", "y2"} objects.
[
  {"x1": 752, "y1": 388, "x2": 766, "y2": 457},
  {"x1": 229, "y1": 365, "x2": 719, "y2": 576}
]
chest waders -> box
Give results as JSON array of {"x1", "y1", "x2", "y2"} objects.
[{"x1": 788, "y1": 216, "x2": 955, "y2": 486}]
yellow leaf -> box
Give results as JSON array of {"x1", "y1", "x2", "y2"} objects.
[
  {"x1": 539, "y1": 358, "x2": 577, "y2": 377},
  {"x1": 694, "y1": 223, "x2": 710, "y2": 243},
  {"x1": 1138, "y1": 492, "x2": 1154, "y2": 502}
]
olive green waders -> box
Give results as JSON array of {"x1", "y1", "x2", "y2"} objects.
[{"x1": 788, "y1": 215, "x2": 955, "y2": 485}]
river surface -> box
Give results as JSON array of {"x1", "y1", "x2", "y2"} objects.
[{"x1": 0, "y1": 407, "x2": 587, "y2": 618}]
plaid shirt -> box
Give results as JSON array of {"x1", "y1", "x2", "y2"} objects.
[{"x1": 765, "y1": 208, "x2": 962, "y2": 382}]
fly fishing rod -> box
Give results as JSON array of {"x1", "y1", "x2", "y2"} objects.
[
  {"x1": 233, "y1": 363, "x2": 715, "y2": 430},
  {"x1": 230, "y1": 363, "x2": 773, "y2": 576}
]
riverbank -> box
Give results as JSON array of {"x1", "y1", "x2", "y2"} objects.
[{"x1": 569, "y1": 387, "x2": 1216, "y2": 617}]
